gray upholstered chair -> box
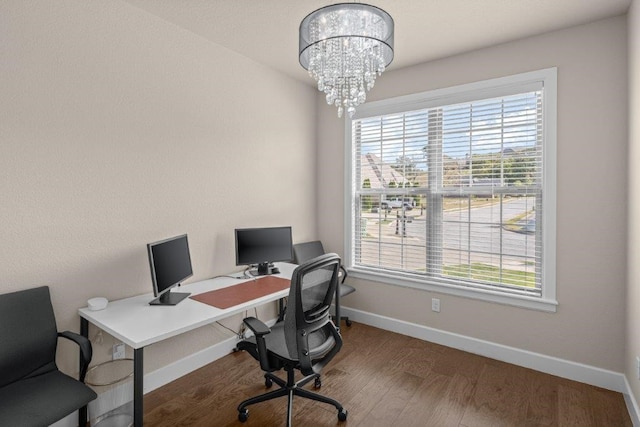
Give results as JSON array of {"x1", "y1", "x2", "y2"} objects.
[
  {"x1": 237, "y1": 253, "x2": 347, "y2": 426},
  {"x1": 0, "y1": 286, "x2": 97, "y2": 427},
  {"x1": 293, "y1": 240, "x2": 355, "y2": 327}
]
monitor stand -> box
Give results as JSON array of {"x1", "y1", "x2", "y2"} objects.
[
  {"x1": 257, "y1": 262, "x2": 270, "y2": 275},
  {"x1": 248, "y1": 262, "x2": 277, "y2": 277},
  {"x1": 149, "y1": 290, "x2": 191, "y2": 306}
]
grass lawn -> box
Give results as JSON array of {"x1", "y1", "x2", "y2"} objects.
[{"x1": 444, "y1": 263, "x2": 536, "y2": 288}]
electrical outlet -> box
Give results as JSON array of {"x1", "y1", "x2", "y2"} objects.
[
  {"x1": 431, "y1": 298, "x2": 440, "y2": 313},
  {"x1": 113, "y1": 342, "x2": 125, "y2": 360}
]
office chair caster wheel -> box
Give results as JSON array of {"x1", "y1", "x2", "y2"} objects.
[
  {"x1": 314, "y1": 377, "x2": 321, "y2": 389},
  {"x1": 265, "y1": 377, "x2": 273, "y2": 388},
  {"x1": 338, "y1": 408, "x2": 348, "y2": 421},
  {"x1": 238, "y1": 409, "x2": 249, "y2": 422},
  {"x1": 346, "y1": 319, "x2": 352, "y2": 327}
]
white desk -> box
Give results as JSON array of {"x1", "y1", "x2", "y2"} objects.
[{"x1": 78, "y1": 262, "x2": 296, "y2": 427}]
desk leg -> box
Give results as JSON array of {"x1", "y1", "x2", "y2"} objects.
[
  {"x1": 334, "y1": 285, "x2": 341, "y2": 333},
  {"x1": 80, "y1": 318, "x2": 89, "y2": 427},
  {"x1": 133, "y1": 347, "x2": 144, "y2": 427}
]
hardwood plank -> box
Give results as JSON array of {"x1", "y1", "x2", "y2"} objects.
[
  {"x1": 588, "y1": 386, "x2": 633, "y2": 427},
  {"x1": 143, "y1": 322, "x2": 632, "y2": 426},
  {"x1": 349, "y1": 369, "x2": 423, "y2": 426},
  {"x1": 388, "y1": 342, "x2": 438, "y2": 379},
  {"x1": 558, "y1": 381, "x2": 594, "y2": 426},
  {"x1": 430, "y1": 344, "x2": 487, "y2": 384},
  {"x1": 524, "y1": 368, "x2": 558, "y2": 426},
  {"x1": 460, "y1": 361, "x2": 529, "y2": 426},
  {"x1": 396, "y1": 371, "x2": 451, "y2": 426},
  {"x1": 426, "y1": 372, "x2": 476, "y2": 427}
]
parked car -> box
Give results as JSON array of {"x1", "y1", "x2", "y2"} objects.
[{"x1": 381, "y1": 198, "x2": 413, "y2": 210}]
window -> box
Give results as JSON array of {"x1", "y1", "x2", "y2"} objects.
[{"x1": 346, "y1": 69, "x2": 557, "y2": 311}]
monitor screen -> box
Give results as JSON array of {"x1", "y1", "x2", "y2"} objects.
[
  {"x1": 235, "y1": 226, "x2": 293, "y2": 275},
  {"x1": 147, "y1": 234, "x2": 193, "y2": 305}
]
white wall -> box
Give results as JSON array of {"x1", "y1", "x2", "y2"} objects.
[
  {"x1": 0, "y1": 0, "x2": 317, "y2": 375},
  {"x1": 627, "y1": 0, "x2": 640, "y2": 409},
  {"x1": 318, "y1": 16, "x2": 628, "y2": 372},
  {"x1": 1, "y1": 0, "x2": 634, "y2": 412}
]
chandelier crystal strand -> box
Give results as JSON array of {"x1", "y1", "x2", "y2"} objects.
[{"x1": 299, "y1": 3, "x2": 394, "y2": 118}]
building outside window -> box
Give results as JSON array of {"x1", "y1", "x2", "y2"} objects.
[{"x1": 345, "y1": 69, "x2": 557, "y2": 311}]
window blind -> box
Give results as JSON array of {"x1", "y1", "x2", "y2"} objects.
[{"x1": 352, "y1": 88, "x2": 544, "y2": 297}]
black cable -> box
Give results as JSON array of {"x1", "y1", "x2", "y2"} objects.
[
  {"x1": 209, "y1": 274, "x2": 243, "y2": 280},
  {"x1": 215, "y1": 321, "x2": 238, "y2": 336}
]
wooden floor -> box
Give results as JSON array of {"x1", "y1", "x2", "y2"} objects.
[{"x1": 145, "y1": 322, "x2": 631, "y2": 426}]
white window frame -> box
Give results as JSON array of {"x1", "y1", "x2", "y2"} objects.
[{"x1": 344, "y1": 68, "x2": 557, "y2": 312}]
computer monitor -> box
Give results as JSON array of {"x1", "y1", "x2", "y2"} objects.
[
  {"x1": 147, "y1": 234, "x2": 193, "y2": 305},
  {"x1": 235, "y1": 226, "x2": 293, "y2": 276}
]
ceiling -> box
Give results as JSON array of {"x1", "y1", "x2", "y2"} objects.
[{"x1": 123, "y1": 0, "x2": 632, "y2": 85}]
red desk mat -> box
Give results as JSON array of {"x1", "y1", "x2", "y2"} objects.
[{"x1": 190, "y1": 276, "x2": 291, "y2": 309}]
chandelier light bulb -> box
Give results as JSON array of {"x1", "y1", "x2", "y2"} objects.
[{"x1": 299, "y1": 3, "x2": 394, "y2": 118}]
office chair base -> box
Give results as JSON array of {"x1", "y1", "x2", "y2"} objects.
[
  {"x1": 238, "y1": 370, "x2": 346, "y2": 426},
  {"x1": 238, "y1": 406, "x2": 347, "y2": 424}
]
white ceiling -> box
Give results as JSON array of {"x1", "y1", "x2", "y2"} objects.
[{"x1": 123, "y1": 0, "x2": 631, "y2": 85}]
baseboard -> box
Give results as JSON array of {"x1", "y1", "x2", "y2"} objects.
[
  {"x1": 340, "y1": 306, "x2": 627, "y2": 393},
  {"x1": 342, "y1": 306, "x2": 640, "y2": 424},
  {"x1": 140, "y1": 305, "x2": 629, "y2": 393},
  {"x1": 623, "y1": 376, "x2": 640, "y2": 426},
  {"x1": 144, "y1": 334, "x2": 240, "y2": 393},
  {"x1": 82, "y1": 307, "x2": 639, "y2": 425},
  {"x1": 85, "y1": 317, "x2": 278, "y2": 421}
]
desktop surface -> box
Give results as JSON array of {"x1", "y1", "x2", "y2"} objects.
[
  {"x1": 190, "y1": 275, "x2": 290, "y2": 309},
  {"x1": 78, "y1": 262, "x2": 297, "y2": 427},
  {"x1": 78, "y1": 262, "x2": 296, "y2": 349}
]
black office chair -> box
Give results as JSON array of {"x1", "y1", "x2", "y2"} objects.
[
  {"x1": 293, "y1": 240, "x2": 354, "y2": 327},
  {"x1": 0, "y1": 286, "x2": 97, "y2": 427},
  {"x1": 237, "y1": 253, "x2": 347, "y2": 426}
]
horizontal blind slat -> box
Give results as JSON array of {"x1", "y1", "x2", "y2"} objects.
[{"x1": 352, "y1": 88, "x2": 544, "y2": 296}]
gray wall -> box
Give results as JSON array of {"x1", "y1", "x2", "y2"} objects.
[
  {"x1": 0, "y1": 0, "x2": 318, "y2": 374},
  {"x1": 627, "y1": 0, "x2": 640, "y2": 409},
  {"x1": 318, "y1": 16, "x2": 628, "y2": 372}
]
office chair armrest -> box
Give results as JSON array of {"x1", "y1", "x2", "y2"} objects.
[
  {"x1": 242, "y1": 317, "x2": 272, "y2": 372},
  {"x1": 58, "y1": 331, "x2": 93, "y2": 383},
  {"x1": 340, "y1": 265, "x2": 348, "y2": 284},
  {"x1": 243, "y1": 317, "x2": 271, "y2": 336}
]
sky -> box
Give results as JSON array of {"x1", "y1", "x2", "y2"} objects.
[{"x1": 357, "y1": 91, "x2": 542, "y2": 169}]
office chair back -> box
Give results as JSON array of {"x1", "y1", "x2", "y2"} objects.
[
  {"x1": 237, "y1": 253, "x2": 347, "y2": 425},
  {"x1": 0, "y1": 286, "x2": 97, "y2": 427},
  {"x1": 0, "y1": 286, "x2": 59, "y2": 387},
  {"x1": 285, "y1": 253, "x2": 342, "y2": 376},
  {"x1": 292, "y1": 240, "x2": 326, "y2": 265},
  {"x1": 293, "y1": 240, "x2": 349, "y2": 284},
  {"x1": 293, "y1": 240, "x2": 354, "y2": 328}
]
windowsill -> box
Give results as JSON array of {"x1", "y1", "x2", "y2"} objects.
[{"x1": 348, "y1": 267, "x2": 558, "y2": 313}]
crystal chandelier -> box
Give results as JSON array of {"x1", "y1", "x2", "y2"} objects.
[{"x1": 299, "y1": 3, "x2": 394, "y2": 118}]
